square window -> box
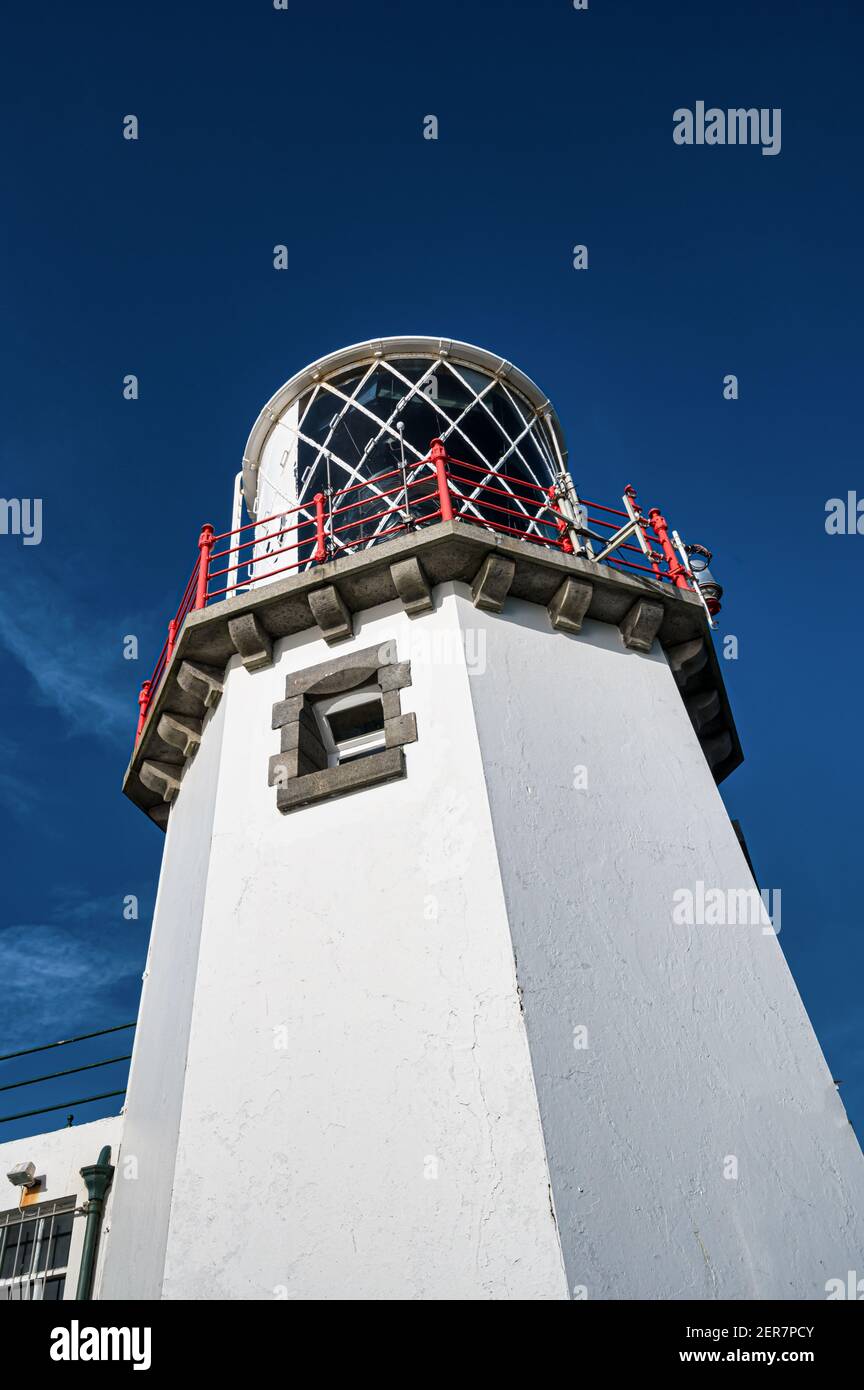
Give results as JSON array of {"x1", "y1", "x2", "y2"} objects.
[{"x1": 270, "y1": 644, "x2": 415, "y2": 812}]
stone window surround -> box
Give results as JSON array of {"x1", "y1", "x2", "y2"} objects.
[{"x1": 268, "y1": 643, "x2": 417, "y2": 813}]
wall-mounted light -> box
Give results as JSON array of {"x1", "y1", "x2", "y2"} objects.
[
  {"x1": 6, "y1": 1161, "x2": 37, "y2": 1189},
  {"x1": 686, "y1": 544, "x2": 723, "y2": 616}
]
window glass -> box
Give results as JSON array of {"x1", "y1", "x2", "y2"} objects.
[
  {"x1": 35, "y1": 1211, "x2": 73, "y2": 1273},
  {"x1": 0, "y1": 1199, "x2": 76, "y2": 1300},
  {"x1": 0, "y1": 1225, "x2": 20, "y2": 1280},
  {"x1": 12, "y1": 1219, "x2": 34, "y2": 1279},
  {"x1": 278, "y1": 351, "x2": 559, "y2": 559},
  {"x1": 327, "y1": 698, "x2": 384, "y2": 744},
  {"x1": 313, "y1": 688, "x2": 387, "y2": 766}
]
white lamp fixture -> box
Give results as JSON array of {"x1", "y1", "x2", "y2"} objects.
[{"x1": 7, "y1": 1161, "x2": 37, "y2": 1189}]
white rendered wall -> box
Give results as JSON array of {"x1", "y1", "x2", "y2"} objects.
[
  {"x1": 100, "y1": 699, "x2": 227, "y2": 1300},
  {"x1": 0, "y1": 1114, "x2": 122, "y2": 1299},
  {"x1": 463, "y1": 595, "x2": 864, "y2": 1299},
  {"x1": 160, "y1": 587, "x2": 568, "y2": 1300}
]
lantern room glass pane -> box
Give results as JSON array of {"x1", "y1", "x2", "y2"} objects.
[{"x1": 255, "y1": 347, "x2": 559, "y2": 575}]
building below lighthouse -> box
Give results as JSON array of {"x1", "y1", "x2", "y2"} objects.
[{"x1": 3, "y1": 337, "x2": 863, "y2": 1301}]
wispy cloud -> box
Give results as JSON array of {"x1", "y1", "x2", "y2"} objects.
[
  {"x1": 0, "y1": 568, "x2": 138, "y2": 740},
  {"x1": 0, "y1": 921, "x2": 144, "y2": 1053},
  {"x1": 0, "y1": 733, "x2": 41, "y2": 818}
]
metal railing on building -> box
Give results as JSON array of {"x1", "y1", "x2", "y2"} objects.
[{"x1": 135, "y1": 441, "x2": 721, "y2": 740}]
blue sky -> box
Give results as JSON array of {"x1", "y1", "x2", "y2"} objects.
[{"x1": 1, "y1": 0, "x2": 862, "y2": 1143}]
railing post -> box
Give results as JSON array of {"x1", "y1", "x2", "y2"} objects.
[
  {"x1": 136, "y1": 681, "x2": 151, "y2": 743},
  {"x1": 195, "y1": 523, "x2": 215, "y2": 609},
  {"x1": 547, "y1": 484, "x2": 574, "y2": 554},
  {"x1": 313, "y1": 492, "x2": 327, "y2": 563},
  {"x1": 430, "y1": 438, "x2": 454, "y2": 522},
  {"x1": 625, "y1": 485, "x2": 661, "y2": 578},
  {"x1": 166, "y1": 618, "x2": 178, "y2": 664},
  {"x1": 648, "y1": 506, "x2": 689, "y2": 589},
  {"x1": 553, "y1": 470, "x2": 590, "y2": 557}
]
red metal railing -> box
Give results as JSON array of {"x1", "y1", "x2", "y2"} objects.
[
  {"x1": 134, "y1": 442, "x2": 689, "y2": 740},
  {"x1": 135, "y1": 556, "x2": 202, "y2": 740}
]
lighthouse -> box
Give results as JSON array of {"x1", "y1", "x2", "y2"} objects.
[{"x1": 98, "y1": 336, "x2": 864, "y2": 1301}]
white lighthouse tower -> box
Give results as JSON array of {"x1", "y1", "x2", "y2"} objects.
[{"x1": 100, "y1": 337, "x2": 864, "y2": 1300}]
